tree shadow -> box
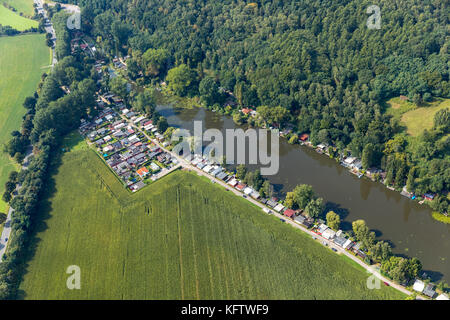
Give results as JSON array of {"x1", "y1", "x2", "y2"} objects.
[
  {"x1": 14, "y1": 150, "x2": 63, "y2": 300},
  {"x1": 421, "y1": 270, "x2": 444, "y2": 283}
]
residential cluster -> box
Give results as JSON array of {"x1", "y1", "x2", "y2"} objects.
[{"x1": 79, "y1": 94, "x2": 179, "y2": 193}]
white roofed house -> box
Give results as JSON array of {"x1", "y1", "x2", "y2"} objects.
[
  {"x1": 203, "y1": 165, "x2": 213, "y2": 173},
  {"x1": 243, "y1": 187, "x2": 254, "y2": 195},
  {"x1": 322, "y1": 228, "x2": 336, "y2": 240},
  {"x1": 412, "y1": 279, "x2": 425, "y2": 293},
  {"x1": 317, "y1": 223, "x2": 329, "y2": 234},
  {"x1": 436, "y1": 293, "x2": 449, "y2": 300},
  {"x1": 274, "y1": 203, "x2": 285, "y2": 212},
  {"x1": 343, "y1": 157, "x2": 356, "y2": 167},
  {"x1": 250, "y1": 191, "x2": 260, "y2": 199},
  {"x1": 228, "y1": 178, "x2": 238, "y2": 187}
]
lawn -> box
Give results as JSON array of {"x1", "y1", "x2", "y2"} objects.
[
  {"x1": 401, "y1": 99, "x2": 450, "y2": 136},
  {"x1": 19, "y1": 147, "x2": 405, "y2": 299},
  {"x1": 385, "y1": 97, "x2": 450, "y2": 137},
  {"x1": 0, "y1": 5, "x2": 38, "y2": 30},
  {"x1": 2, "y1": 0, "x2": 35, "y2": 17},
  {"x1": 0, "y1": 34, "x2": 50, "y2": 212}
]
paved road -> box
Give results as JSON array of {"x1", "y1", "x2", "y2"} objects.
[
  {"x1": 0, "y1": 147, "x2": 33, "y2": 262},
  {"x1": 34, "y1": 0, "x2": 57, "y2": 67}
]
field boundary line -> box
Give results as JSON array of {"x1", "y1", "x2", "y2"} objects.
[{"x1": 176, "y1": 187, "x2": 185, "y2": 299}]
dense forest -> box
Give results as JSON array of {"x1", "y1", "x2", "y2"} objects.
[{"x1": 55, "y1": 0, "x2": 449, "y2": 213}]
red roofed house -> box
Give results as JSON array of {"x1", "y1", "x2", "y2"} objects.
[
  {"x1": 241, "y1": 108, "x2": 252, "y2": 115},
  {"x1": 299, "y1": 133, "x2": 309, "y2": 142},
  {"x1": 283, "y1": 209, "x2": 295, "y2": 219},
  {"x1": 236, "y1": 183, "x2": 245, "y2": 191},
  {"x1": 137, "y1": 167, "x2": 149, "y2": 178}
]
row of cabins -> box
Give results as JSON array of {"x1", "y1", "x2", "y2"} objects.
[
  {"x1": 315, "y1": 223, "x2": 357, "y2": 253},
  {"x1": 302, "y1": 135, "x2": 438, "y2": 202},
  {"x1": 189, "y1": 155, "x2": 231, "y2": 182}
]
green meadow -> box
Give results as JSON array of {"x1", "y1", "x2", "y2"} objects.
[
  {"x1": 0, "y1": 5, "x2": 37, "y2": 31},
  {"x1": 19, "y1": 143, "x2": 405, "y2": 300},
  {"x1": 385, "y1": 97, "x2": 450, "y2": 137},
  {"x1": 0, "y1": 34, "x2": 50, "y2": 212},
  {"x1": 2, "y1": 0, "x2": 35, "y2": 17}
]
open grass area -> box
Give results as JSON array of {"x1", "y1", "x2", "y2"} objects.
[
  {"x1": 0, "y1": 34, "x2": 50, "y2": 212},
  {"x1": 2, "y1": 0, "x2": 35, "y2": 17},
  {"x1": 401, "y1": 99, "x2": 450, "y2": 136},
  {"x1": 0, "y1": 5, "x2": 37, "y2": 30},
  {"x1": 385, "y1": 97, "x2": 450, "y2": 137},
  {"x1": 19, "y1": 147, "x2": 405, "y2": 299}
]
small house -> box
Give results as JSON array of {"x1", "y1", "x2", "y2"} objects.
[
  {"x1": 274, "y1": 203, "x2": 285, "y2": 213},
  {"x1": 333, "y1": 236, "x2": 347, "y2": 247},
  {"x1": 137, "y1": 167, "x2": 149, "y2": 178},
  {"x1": 283, "y1": 209, "x2": 295, "y2": 219},
  {"x1": 150, "y1": 162, "x2": 160, "y2": 172},
  {"x1": 436, "y1": 293, "x2": 449, "y2": 300},
  {"x1": 423, "y1": 284, "x2": 436, "y2": 298},
  {"x1": 344, "y1": 157, "x2": 356, "y2": 166},
  {"x1": 266, "y1": 200, "x2": 278, "y2": 208},
  {"x1": 317, "y1": 224, "x2": 329, "y2": 235},
  {"x1": 322, "y1": 228, "x2": 336, "y2": 240},
  {"x1": 423, "y1": 193, "x2": 435, "y2": 201},
  {"x1": 250, "y1": 191, "x2": 260, "y2": 199},
  {"x1": 299, "y1": 133, "x2": 309, "y2": 142}
]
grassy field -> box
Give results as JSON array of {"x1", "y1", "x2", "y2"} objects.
[
  {"x1": 0, "y1": 34, "x2": 50, "y2": 212},
  {"x1": 385, "y1": 97, "x2": 450, "y2": 137},
  {"x1": 401, "y1": 99, "x2": 450, "y2": 136},
  {"x1": 0, "y1": 5, "x2": 37, "y2": 30},
  {"x1": 19, "y1": 144, "x2": 405, "y2": 299},
  {"x1": 2, "y1": 0, "x2": 35, "y2": 16}
]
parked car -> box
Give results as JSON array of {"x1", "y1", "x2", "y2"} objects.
[{"x1": 331, "y1": 248, "x2": 337, "y2": 252}]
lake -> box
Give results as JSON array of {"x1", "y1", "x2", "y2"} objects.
[{"x1": 156, "y1": 103, "x2": 450, "y2": 283}]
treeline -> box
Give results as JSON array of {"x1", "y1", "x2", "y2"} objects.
[
  {"x1": 0, "y1": 23, "x2": 39, "y2": 36},
  {"x1": 351, "y1": 219, "x2": 422, "y2": 283},
  {"x1": 0, "y1": 33, "x2": 96, "y2": 299},
  {"x1": 235, "y1": 165, "x2": 273, "y2": 199}
]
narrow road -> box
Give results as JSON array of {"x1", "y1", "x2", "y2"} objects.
[
  {"x1": 0, "y1": 147, "x2": 33, "y2": 262},
  {"x1": 34, "y1": 0, "x2": 57, "y2": 67},
  {"x1": 119, "y1": 112, "x2": 415, "y2": 298}
]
